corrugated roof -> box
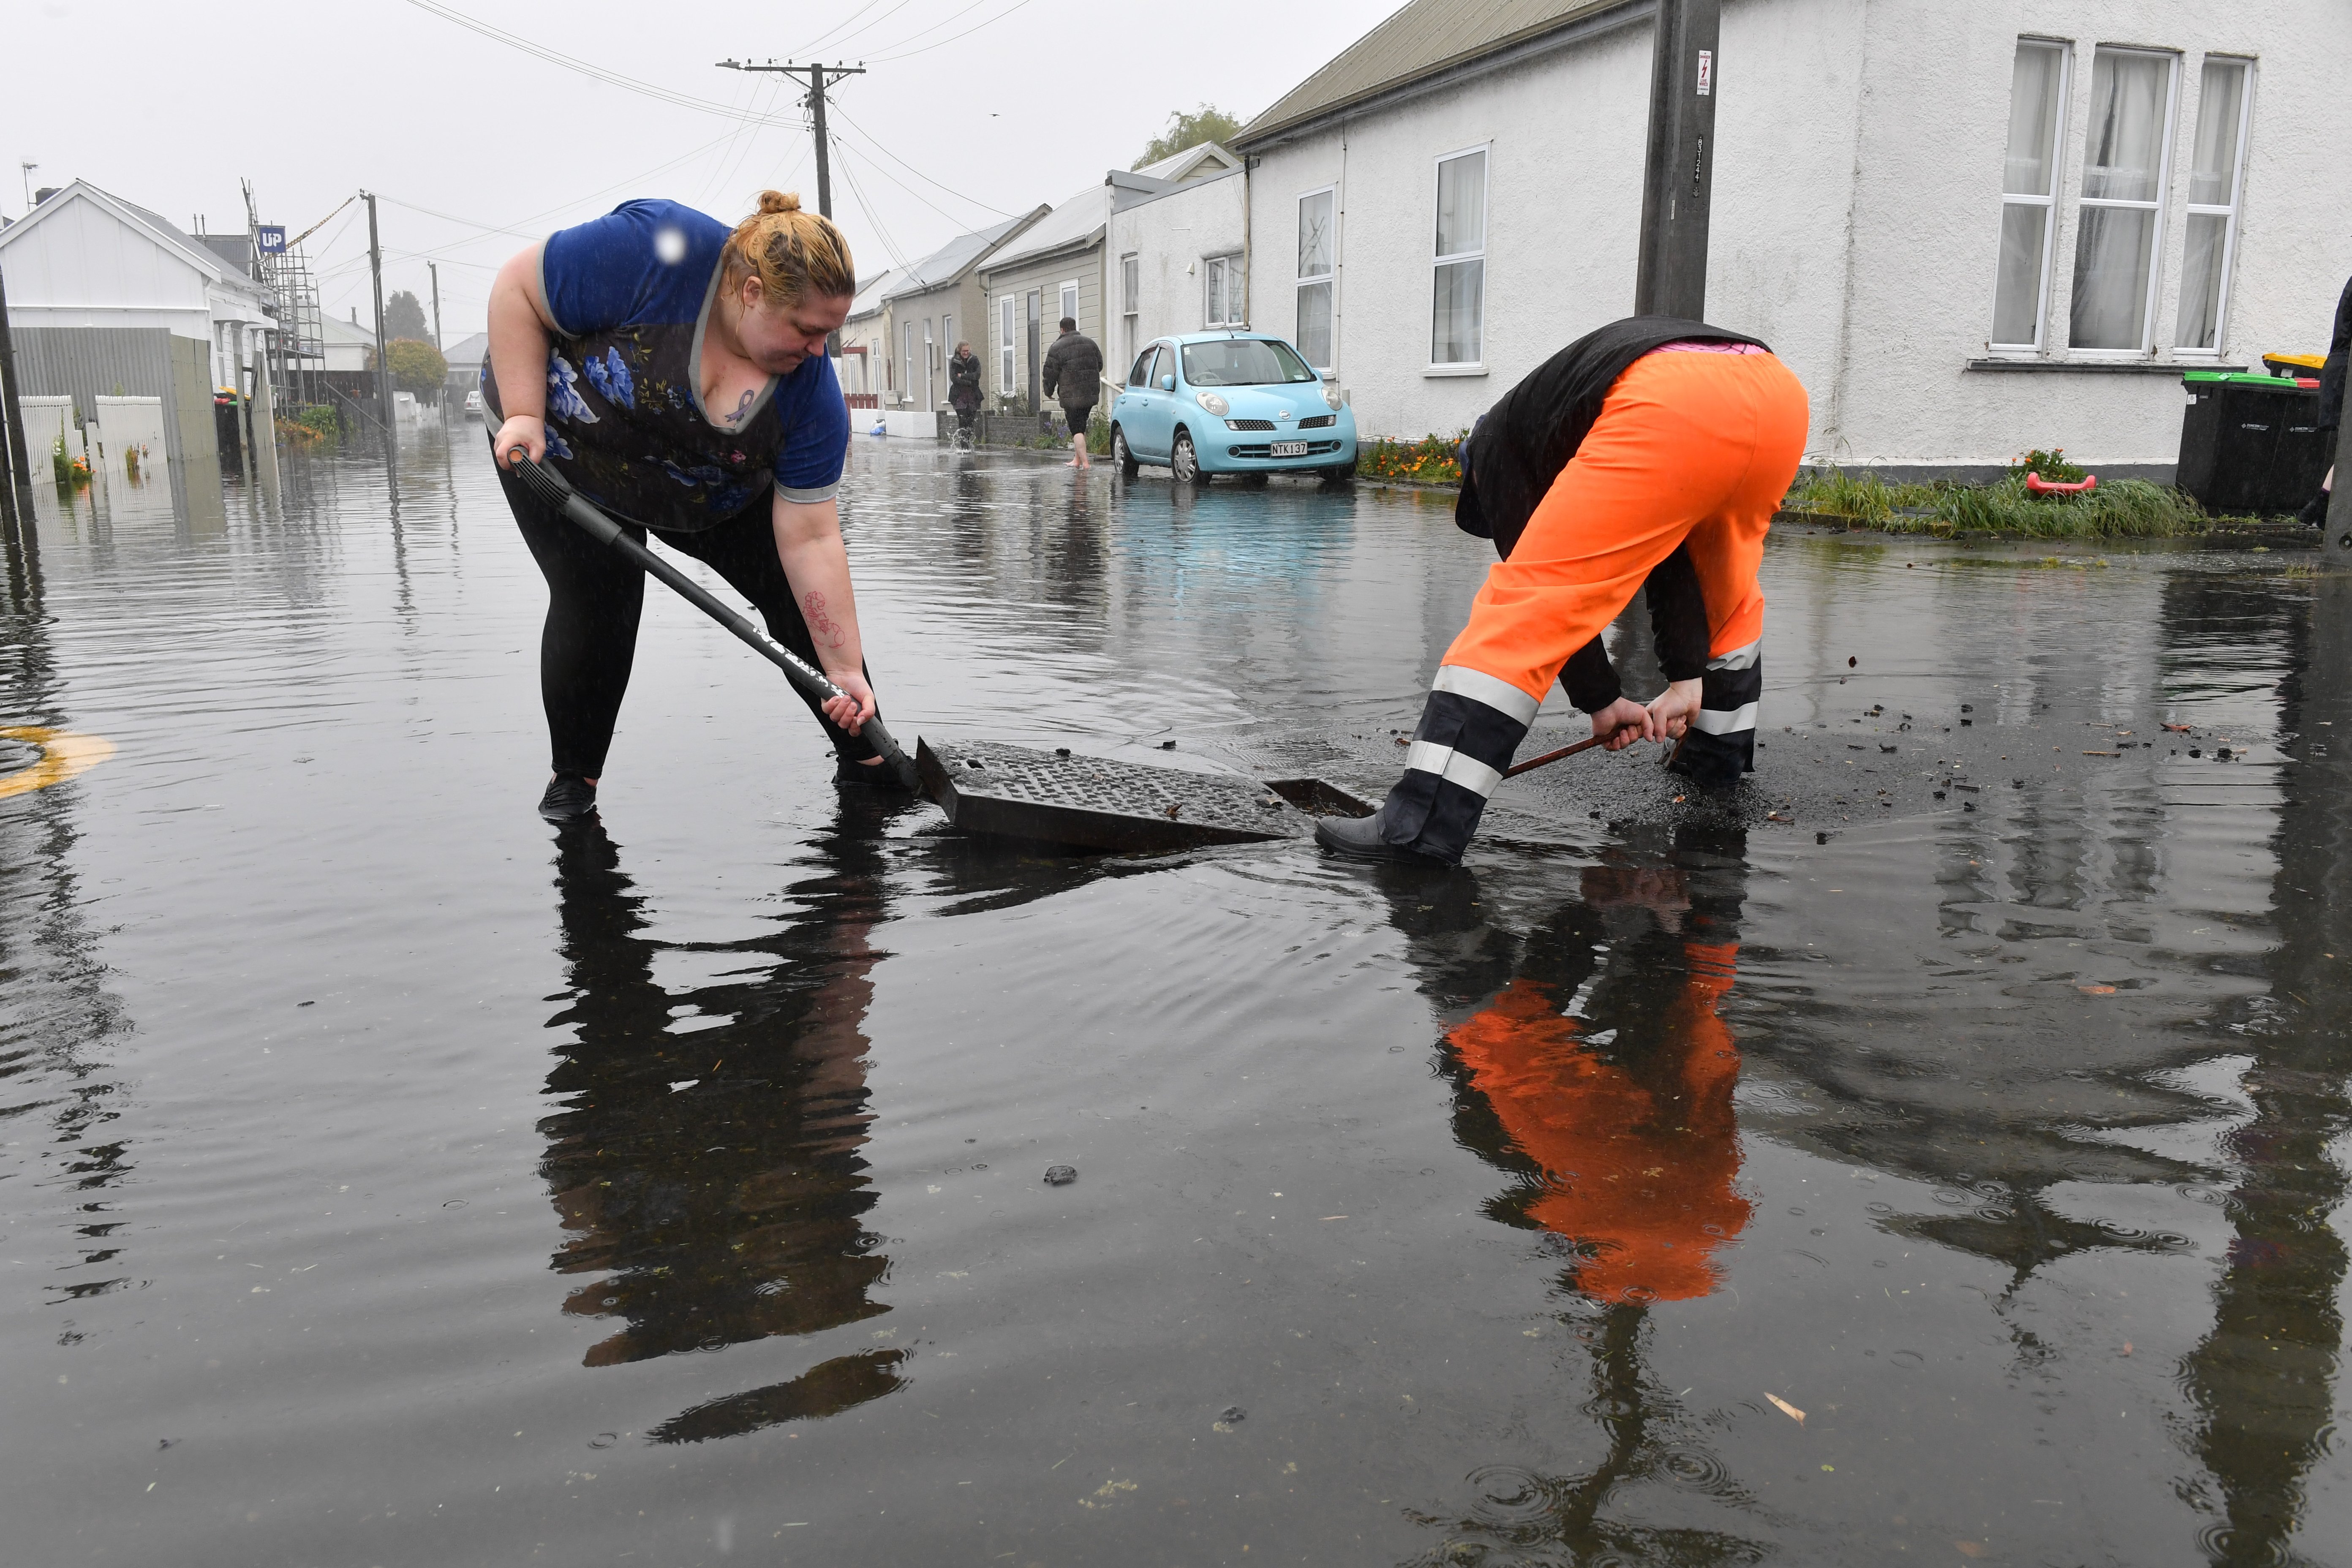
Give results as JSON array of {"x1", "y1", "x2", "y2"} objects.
[
  {"x1": 1236, "y1": 0, "x2": 1624, "y2": 146},
  {"x1": 882, "y1": 209, "x2": 1042, "y2": 301},
  {"x1": 979, "y1": 185, "x2": 1109, "y2": 273}
]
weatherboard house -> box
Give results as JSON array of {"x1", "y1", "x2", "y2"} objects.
[
  {"x1": 0, "y1": 179, "x2": 276, "y2": 471},
  {"x1": 1179, "y1": 0, "x2": 2347, "y2": 477}
]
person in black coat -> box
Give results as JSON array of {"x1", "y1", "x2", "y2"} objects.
[
  {"x1": 1040, "y1": 317, "x2": 1103, "y2": 470},
  {"x1": 946, "y1": 340, "x2": 982, "y2": 437},
  {"x1": 2303, "y1": 274, "x2": 2350, "y2": 525}
]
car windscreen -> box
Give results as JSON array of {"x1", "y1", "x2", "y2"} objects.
[{"x1": 1179, "y1": 339, "x2": 1319, "y2": 387}]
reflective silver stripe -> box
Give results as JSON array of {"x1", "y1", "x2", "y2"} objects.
[
  {"x1": 1432, "y1": 664, "x2": 1540, "y2": 725},
  {"x1": 1707, "y1": 637, "x2": 1762, "y2": 672},
  {"x1": 1693, "y1": 702, "x2": 1760, "y2": 736},
  {"x1": 778, "y1": 481, "x2": 841, "y2": 504},
  {"x1": 1404, "y1": 740, "x2": 1503, "y2": 798}
]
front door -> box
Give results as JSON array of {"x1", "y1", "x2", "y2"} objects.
[{"x1": 1025, "y1": 290, "x2": 1042, "y2": 413}]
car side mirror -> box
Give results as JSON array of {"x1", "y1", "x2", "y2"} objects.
[{"x1": 1159, "y1": 374, "x2": 1175, "y2": 392}]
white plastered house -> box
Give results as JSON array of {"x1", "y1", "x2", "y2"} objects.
[{"x1": 1225, "y1": 0, "x2": 2349, "y2": 476}]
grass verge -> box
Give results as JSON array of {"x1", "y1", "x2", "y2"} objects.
[{"x1": 1783, "y1": 468, "x2": 2210, "y2": 538}]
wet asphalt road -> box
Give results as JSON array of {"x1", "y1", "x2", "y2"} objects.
[{"x1": 1, "y1": 427, "x2": 2347, "y2": 1565}]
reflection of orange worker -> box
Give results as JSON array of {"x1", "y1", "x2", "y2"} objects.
[
  {"x1": 1447, "y1": 913, "x2": 1747, "y2": 1303},
  {"x1": 1318, "y1": 317, "x2": 1809, "y2": 865}
]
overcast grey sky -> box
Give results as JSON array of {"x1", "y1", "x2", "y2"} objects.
[{"x1": 5, "y1": 0, "x2": 1389, "y2": 343}]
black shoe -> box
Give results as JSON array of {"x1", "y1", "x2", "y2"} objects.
[
  {"x1": 2299, "y1": 490, "x2": 2332, "y2": 527},
  {"x1": 538, "y1": 772, "x2": 599, "y2": 822},
  {"x1": 835, "y1": 756, "x2": 918, "y2": 792},
  {"x1": 1314, "y1": 808, "x2": 1452, "y2": 866}
]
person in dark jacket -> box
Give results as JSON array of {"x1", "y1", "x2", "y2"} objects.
[
  {"x1": 1317, "y1": 316, "x2": 1810, "y2": 867},
  {"x1": 946, "y1": 340, "x2": 982, "y2": 439},
  {"x1": 1040, "y1": 316, "x2": 1103, "y2": 470},
  {"x1": 2301, "y1": 274, "x2": 2350, "y2": 526}
]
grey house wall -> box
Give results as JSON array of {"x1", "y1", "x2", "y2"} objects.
[
  {"x1": 13, "y1": 326, "x2": 215, "y2": 467},
  {"x1": 879, "y1": 275, "x2": 986, "y2": 409},
  {"x1": 978, "y1": 245, "x2": 1108, "y2": 411}
]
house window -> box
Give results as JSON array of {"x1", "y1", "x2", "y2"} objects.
[
  {"x1": 1205, "y1": 255, "x2": 1243, "y2": 329},
  {"x1": 1059, "y1": 280, "x2": 1079, "y2": 327},
  {"x1": 2176, "y1": 57, "x2": 2252, "y2": 352},
  {"x1": 999, "y1": 295, "x2": 1015, "y2": 394},
  {"x1": 2069, "y1": 46, "x2": 2179, "y2": 352},
  {"x1": 1990, "y1": 40, "x2": 2069, "y2": 349},
  {"x1": 1296, "y1": 188, "x2": 1336, "y2": 370},
  {"x1": 1121, "y1": 253, "x2": 1140, "y2": 367},
  {"x1": 1431, "y1": 147, "x2": 1488, "y2": 365}
]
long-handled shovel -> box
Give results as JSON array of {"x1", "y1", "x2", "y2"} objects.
[{"x1": 504, "y1": 449, "x2": 923, "y2": 791}]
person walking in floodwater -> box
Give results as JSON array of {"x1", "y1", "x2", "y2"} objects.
[
  {"x1": 2301, "y1": 271, "x2": 2349, "y2": 526},
  {"x1": 1040, "y1": 316, "x2": 1102, "y2": 470},
  {"x1": 483, "y1": 191, "x2": 901, "y2": 822},
  {"x1": 1316, "y1": 317, "x2": 1810, "y2": 866},
  {"x1": 947, "y1": 339, "x2": 982, "y2": 444}
]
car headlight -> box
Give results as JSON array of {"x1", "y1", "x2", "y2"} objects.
[
  {"x1": 1321, "y1": 382, "x2": 1344, "y2": 411},
  {"x1": 1195, "y1": 391, "x2": 1230, "y2": 417}
]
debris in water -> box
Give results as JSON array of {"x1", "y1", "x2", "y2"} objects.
[
  {"x1": 2080, "y1": 985, "x2": 2116, "y2": 995},
  {"x1": 2189, "y1": 747, "x2": 2202, "y2": 757},
  {"x1": 297, "y1": 1000, "x2": 315, "y2": 1008},
  {"x1": 1847, "y1": 656, "x2": 1857, "y2": 667},
  {"x1": 1764, "y1": 1392, "x2": 1805, "y2": 1425},
  {"x1": 2216, "y1": 746, "x2": 2233, "y2": 760},
  {"x1": 1221, "y1": 1405, "x2": 1246, "y2": 1422},
  {"x1": 1044, "y1": 1165, "x2": 1077, "y2": 1185},
  {"x1": 1160, "y1": 740, "x2": 1177, "y2": 750}
]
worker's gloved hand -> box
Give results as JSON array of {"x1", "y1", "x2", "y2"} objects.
[
  {"x1": 1647, "y1": 678, "x2": 1704, "y2": 741},
  {"x1": 1590, "y1": 697, "x2": 1654, "y2": 752}
]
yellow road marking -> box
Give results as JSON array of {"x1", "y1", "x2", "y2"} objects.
[{"x1": 0, "y1": 727, "x2": 117, "y2": 801}]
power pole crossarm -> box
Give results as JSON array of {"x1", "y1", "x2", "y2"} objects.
[{"x1": 716, "y1": 60, "x2": 866, "y2": 222}]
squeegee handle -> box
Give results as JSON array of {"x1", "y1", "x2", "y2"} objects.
[
  {"x1": 1503, "y1": 734, "x2": 1604, "y2": 778},
  {"x1": 507, "y1": 449, "x2": 918, "y2": 785}
]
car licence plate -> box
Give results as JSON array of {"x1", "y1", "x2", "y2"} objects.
[{"x1": 1269, "y1": 441, "x2": 1308, "y2": 457}]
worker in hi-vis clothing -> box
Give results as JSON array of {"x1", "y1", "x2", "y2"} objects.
[{"x1": 1316, "y1": 317, "x2": 1810, "y2": 866}]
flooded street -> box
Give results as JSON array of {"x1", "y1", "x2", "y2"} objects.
[{"x1": 3, "y1": 429, "x2": 2348, "y2": 1565}]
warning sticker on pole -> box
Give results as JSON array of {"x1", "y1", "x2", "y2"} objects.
[{"x1": 1696, "y1": 49, "x2": 1713, "y2": 96}]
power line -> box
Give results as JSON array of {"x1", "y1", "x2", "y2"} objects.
[
  {"x1": 829, "y1": 103, "x2": 1015, "y2": 219},
  {"x1": 828, "y1": 126, "x2": 1004, "y2": 233},
  {"x1": 867, "y1": 0, "x2": 1041, "y2": 61},
  {"x1": 828, "y1": 139, "x2": 908, "y2": 271},
  {"x1": 811, "y1": 0, "x2": 920, "y2": 54},
  {"x1": 792, "y1": 0, "x2": 890, "y2": 57},
  {"x1": 399, "y1": 0, "x2": 797, "y2": 123},
  {"x1": 860, "y1": 0, "x2": 998, "y2": 57}
]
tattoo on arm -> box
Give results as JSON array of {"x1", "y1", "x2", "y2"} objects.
[{"x1": 803, "y1": 591, "x2": 847, "y2": 650}]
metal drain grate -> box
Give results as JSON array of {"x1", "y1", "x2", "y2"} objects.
[{"x1": 918, "y1": 738, "x2": 1324, "y2": 852}]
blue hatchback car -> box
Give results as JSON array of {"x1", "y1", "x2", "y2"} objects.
[{"x1": 1109, "y1": 332, "x2": 1357, "y2": 483}]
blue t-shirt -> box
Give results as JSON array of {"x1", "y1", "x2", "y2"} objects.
[{"x1": 483, "y1": 199, "x2": 848, "y2": 531}]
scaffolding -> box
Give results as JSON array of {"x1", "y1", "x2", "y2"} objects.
[{"x1": 243, "y1": 179, "x2": 325, "y2": 409}]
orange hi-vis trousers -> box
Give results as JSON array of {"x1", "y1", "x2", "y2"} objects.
[{"x1": 1440, "y1": 349, "x2": 1810, "y2": 706}]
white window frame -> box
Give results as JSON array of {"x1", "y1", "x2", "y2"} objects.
[
  {"x1": 1295, "y1": 184, "x2": 1338, "y2": 373},
  {"x1": 1429, "y1": 143, "x2": 1490, "y2": 371},
  {"x1": 999, "y1": 295, "x2": 1015, "y2": 395},
  {"x1": 1990, "y1": 40, "x2": 2071, "y2": 352},
  {"x1": 1058, "y1": 280, "x2": 1079, "y2": 329},
  {"x1": 2068, "y1": 45, "x2": 2181, "y2": 357},
  {"x1": 1203, "y1": 254, "x2": 1245, "y2": 329},
  {"x1": 1120, "y1": 252, "x2": 1140, "y2": 367},
  {"x1": 2175, "y1": 55, "x2": 2254, "y2": 357}
]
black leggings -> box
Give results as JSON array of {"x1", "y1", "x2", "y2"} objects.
[{"x1": 497, "y1": 464, "x2": 880, "y2": 778}]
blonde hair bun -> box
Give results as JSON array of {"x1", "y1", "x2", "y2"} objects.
[{"x1": 726, "y1": 192, "x2": 854, "y2": 309}]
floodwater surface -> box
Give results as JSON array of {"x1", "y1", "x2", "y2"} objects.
[{"x1": 2, "y1": 430, "x2": 2348, "y2": 1566}]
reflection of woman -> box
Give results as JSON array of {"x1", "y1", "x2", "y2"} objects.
[
  {"x1": 540, "y1": 814, "x2": 904, "y2": 1438},
  {"x1": 485, "y1": 190, "x2": 897, "y2": 822},
  {"x1": 947, "y1": 339, "x2": 982, "y2": 438}
]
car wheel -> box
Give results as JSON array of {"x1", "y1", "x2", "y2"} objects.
[
  {"x1": 1318, "y1": 463, "x2": 1356, "y2": 488},
  {"x1": 1112, "y1": 425, "x2": 1139, "y2": 477},
  {"x1": 1172, "y1": 430, "x2": 1204, "y2": 485}
]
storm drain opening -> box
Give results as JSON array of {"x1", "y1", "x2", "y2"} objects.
[{"x1": 917, "y1": 738, "x2": 1363, "y2": 853}]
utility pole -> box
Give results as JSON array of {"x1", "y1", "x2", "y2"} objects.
[
  {"x1": 428, "y1": 261, "x2": 443, "y2": 351},
  {"x1": 1633, "y1": 0, "x2": 1720, "y2": 319},
  {"x1": 0, "y1": 254, "x2": 33, "y2": 497},
  {"x1": 715, "y1": 59, "x2": 866, "y2": 220},
  {"x1": 362, "y1": 190, "x2": 395, "y2": 471}
]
